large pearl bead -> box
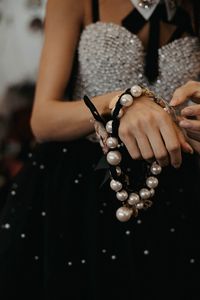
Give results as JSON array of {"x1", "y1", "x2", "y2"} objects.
[
  {"x1": 116, "y1": 207, "x2": 132, "y2": 222},
  {"x1": 128, "y1": 193, "x2": 140, "y2": 206},
  {"x1": 106, "y1": 151, "x2": 122, "y2": 166},
  {"x1": 139, "y1": 188, "x2": 150, "y2": 200},
  {"x1": 106, "y1": 137, "x2": 118, "y2": 149},
  {"x1": 150, "y1": 162, "x2": 162, "y2": 175},
  {"x1": 146, "y1": 176, "x2": 159, "y2": 189},
  {"x1": 120, "y1": 94, "x2": 133, "y2": 107},
  {"x1": 106, "y1": 120, "x2": 113, "y2": 134},
  {"x1": 116, "y1": 190, "x2": 128, "y2": 201},
  {"x1": 130, "y1": 85, "x2": 143, "y2": 97},
  {"x1": 110, "y1": 179, "x2": 122, "y2": 192}
]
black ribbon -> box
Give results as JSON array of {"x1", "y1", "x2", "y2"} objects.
[{"x1": 122, "y1": 3, "x2": 195, "y2": 83}]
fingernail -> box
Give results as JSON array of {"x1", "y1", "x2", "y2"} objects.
[{"x1": 185, "y1": 144, "x2": 194, "y2": 154}]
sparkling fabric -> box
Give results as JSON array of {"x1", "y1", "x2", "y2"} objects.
[{"x1": 73, "y1": 22, "x2": 200, "y2": 101}]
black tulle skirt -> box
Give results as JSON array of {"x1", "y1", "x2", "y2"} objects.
[{"x1": 0, "y1": 139, "x2": 200, "y2": 299}]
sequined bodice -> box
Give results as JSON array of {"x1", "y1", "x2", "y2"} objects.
[{"x1": 73, "y1": 22, "x2": 200, "y2": 101}]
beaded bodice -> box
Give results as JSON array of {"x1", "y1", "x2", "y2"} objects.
[{"x1": 73, "y1": 22, "x2": 200, "y2": 101}]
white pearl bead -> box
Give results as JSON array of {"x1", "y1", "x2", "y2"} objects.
[
  {"x1": 116, "y1": 166, "x2": 122, "y2": 176},
  {"x1": 106, "y1": 137, "x2": 118, "y2": 149},
  {"x1": 128, "y1": 193, "x2": 140, "y2": 205},
  {"x1": 116, "y1": 190, "x2": 128, "y2": 201},
  {"x1": 116, "y1": 207, "x2": 132, "y2": 222},
  {"x1": 110, "y1": 179, "x2": 122, "y2": 192},
  {"x1": 149, "y1": 188, "x2": 155, "y2": 197},
  {"x1": 106, "y1": 120, "x2": 113, "y2": 134},
  {"x1": 130, "y1": 85, "x2": 143, "y2": 97},
  {"x1": 111, "y1": 107, "x2": 124, "y2": 118},
  {"x1": 106, "y1": 151, "x2": 122, "y2": 166},
  {"x1": 146, "y1": 176, "x2": 159, "y2": 188},
  {"x1": 139, "y1": 188, "x2": 150, "y2": 200},
  {"x1": 136, "y1": 202, "x2": 144, "y2": 210},
  {"x1": 120, "y1": 94, "x2": 133, "y2": 107},
  {"x1": 150, "y1": 162, "x2": 162, "y2": 175}
]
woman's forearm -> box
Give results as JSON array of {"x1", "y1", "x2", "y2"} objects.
[{"x1": 31, "y1": 91, "x2": 120, "y2": 142}]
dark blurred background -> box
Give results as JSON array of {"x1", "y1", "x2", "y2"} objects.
[{"x1": 0, "y1": 0, "x2": 46, "y2": 202}]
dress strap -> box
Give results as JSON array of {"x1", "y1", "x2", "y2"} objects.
[{"x1": 92, "y1": 0, "x2": 100, "y2": 23}]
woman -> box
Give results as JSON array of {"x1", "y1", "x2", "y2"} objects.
[{"x1": 0, "y1": 0, "x2": 200, "y2": 299}]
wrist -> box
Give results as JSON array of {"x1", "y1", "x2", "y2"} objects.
[{"x1": 94, "y1": 91, "x2": 122, "y2": 116}]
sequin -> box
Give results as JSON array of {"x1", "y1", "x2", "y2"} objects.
[
  {"x1": 144, "y1": 250, "x2": 149, "y2": 255},
  {"x1": 190, "y1": 258, "x2": 195, "y2": 264},
  {"x1": 125, "y1": 230, "x2": 131, "y2": 235},
  {"x1": 111, "y1": 255, "x2": 117, "y2": 260},
  {"x1": 11, "y1": 190, "x2": 16, "y2": 196},
  {"x1": 2, "y1": 223, "x2": 11, "y2": 229}
]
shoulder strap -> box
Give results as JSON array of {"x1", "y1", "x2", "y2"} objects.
[{"x1": 92, "y1": 0, "x2": 100, "y2": 23}]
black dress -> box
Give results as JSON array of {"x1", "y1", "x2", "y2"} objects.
[{"x1": 0, "y1": 1, "x2": 200, "y2": 299}]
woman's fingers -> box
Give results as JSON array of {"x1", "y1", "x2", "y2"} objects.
[
  {"x1": 173, "y1": 124, "x2": 194, "y2": 154},
  {"x1": 159, "y1": 120, "x2": 182, "y2": 168},
  {"x1": 181, "y1": 104, "x2": 200, "y2": 117},
  {"x1": 145, "y1": 128, "x2": 169, "y2": 166},
  {"x1": 179, "y1": 119, "x2": 200, "y2": 131},
  {"x1": 170, "y1": 81, "x2": 200, "y2": 106},
  {"x1": 119, "y1": 128, "x2": 142, "y2": 160},
  {"x1": 134, "y1": 133, "x2": 154, "y2": 161},
  {"x1": 186, "y1": 129, "x2": 200, "y2": 142}
]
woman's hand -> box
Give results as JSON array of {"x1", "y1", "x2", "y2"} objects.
[
  {"x1": 117, "y1": 96, "x2": 193, "y2": 168},
  {"x1": 170, "y1": 81, "x2": 200, "y2": 153}
]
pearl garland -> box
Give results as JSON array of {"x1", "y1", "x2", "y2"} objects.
[
  {"x1": 105, "y1": 85, "x2": 162, "y2": 222},
  {"x1": 83, "y1": 85, "x2": 167, "y2": 222}
]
